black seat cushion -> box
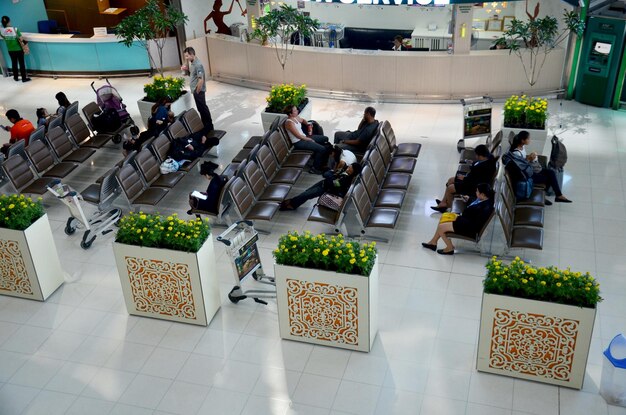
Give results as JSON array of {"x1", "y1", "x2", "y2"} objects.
[
  {"x1": 389, "y1": 157, "x2": 416, "y2": 174},
  {"x1": 232, "y1": 148, "x2": 251, "y2": 163},
  {"x1": 23, "y1": 178, "x2": 55, "y2": 195},
  {"x1": 81, "y1": 183, "x2": 101, "y2": 204},
  {"x1": 271, "y1": 168, "x2": 301, "y2": 185},
  {"x1": 152, "y1": 171, "x2": 185, "y2": 188},
  {"x1": 308, "y1": 205, "x2": 340, "y2": 225},
  {"x1": 383, "y1": 172, "x2": 411, "y2": 190},
  {"x1": 514, "y1": 206, "x2": 544, "y2": 227},
  {"x1": 511, "y1": 226, "x2": 544, "y2": 249},
  {"x1": 64, "y1": 148, "x2": 96, "y2": 163},
  {"x1": 134, "y1": 187, "x2": 168, "y2": 205},
  {"x1": 282, "y1": 153, "x2": 311, "y2": 169},
  {"x1": 260, "y1": 184, "x2": 291, "y2": 202},
  {"x1": 367, "y1": 208, "x2": 399, "y2": 229},
  {"x1": 244, "y1": 136, "x2": 262, "y2": 149},
  {"x1": 80, "y1": 133, "x2": 112, "y2": 148},
  {"x1": 207, "y1": 130, "x2": 226, "y2": 141},
  {"x1": 43, "y1": 162, "x2": 77, "y2": 178},
  {"x1": 396, "y1": 143, "x2": 421, "y2": 158},
  {"x1": 375, "y1": 189, "x2": 405, "y2": 209},
  {"x1": 245, "y1": 202, "x2": 279, "y2": 221}
]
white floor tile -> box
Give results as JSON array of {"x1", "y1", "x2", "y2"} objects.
[
  {"x1": 304, "y1": 346, "x2": 351, "y2": 379},
  {"x1": 156, "y1": 380, "x2": 210, "y2": 415},
  {"x1": 0, "y1": 383, "x2": 40, "y2": 415},
  {"x1": 65, "y1": 396, "x2": 115, "y2": 415},
  {"x1": 140, "y1": 347, "x2": 190, "y2": 379},
  {"x1": 176, "y1": 353, "x2": 224, "y2": 386},
  {"x1": 81, "y1": 367, "x2": 136, "y2": 402},
  {"x1": 293, "y1": 373, "x2": 341, "y2": 409},
  {"x1": 44, "y1": 361, "x2": 99, "y2": 395},
  {"x1": 252, "y1": 366, "x2": 301, "y2": 400},
  {"x1": 332, "y1": 380, "x2": 381, "y2": 415},
  {"x1": 118, "y1": 373, "x2": 172, "y2": 410},
  {"x1": 9, "y1": 355, "x2": 64, "y2": 388},
  {"x1": 197, "y1": 387, "x2": 249, "y2": 415},
  {"x1": 22, "y1": 390, "x2": 77, "y2": 415},
  {"x1": 512, "y1": 380, "x2": 559, "y2": 415}
]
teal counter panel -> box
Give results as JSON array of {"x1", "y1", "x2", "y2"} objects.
[
  {"x1": 96, "y1": 42, "x2": 150, "y2": 71},
  {"x1": 47, "y1": 42, "x2": 100, "y2": 71}
]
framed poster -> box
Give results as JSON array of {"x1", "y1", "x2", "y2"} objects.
[
  {"x1": 472, "y1": 19, "x2": 487, "y2": 31},
  {"x1": 487, "y1": 18, "x2": 503, "y2": 32},
  {"x1": 502, "y1": 16, "x2": 515, "y2": 30}
]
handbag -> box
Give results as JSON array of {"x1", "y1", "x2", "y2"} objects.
[
  {"x1": 514, "y1": 177, "x2": 534, "y2": 200},
  {"x1": 439, "y1": 212, "x2": 458, "y2": 224},
  {"x1": 160, "y1": 158, "x2": 180, "y2": 174},
  {"x1": 317, "y1": 193, "x2": 343, "y2": 211},
  {"x1": 18, "y1": 38, "x2": 29, "y2": 55}
]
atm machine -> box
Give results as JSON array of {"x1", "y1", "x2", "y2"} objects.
[{"x1": 576, "y1": 16, "x2": 626, "y2": 108}]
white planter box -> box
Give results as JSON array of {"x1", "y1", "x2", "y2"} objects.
[
  {"x1": 502, "y1": 126, "x2": 549, "y2": 156},
  {"x1": 0, "y1": 214, "x2": 64, "y2": 301},
  {"x1": 112, "y1": 237, "x2": 220, "y2": 326},
  {"x1": 477, "y1": 292, "x2": 596, "y2": 389},
  {"x1": 274, "y1": 258, "x2": 379, "y2": 352},
  {"x1": 137, "y1": 91, "x2": 193, "y2": 129},
  {"x1": 261, "y1": 100, "x2": 312, "y2": 133}
]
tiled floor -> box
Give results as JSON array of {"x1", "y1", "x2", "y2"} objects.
[{"x1": 1, "y1": 75, "x2": 626, "y2": 415}]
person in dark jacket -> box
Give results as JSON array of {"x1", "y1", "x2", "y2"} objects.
[
  {"x1": 334, "y1": 107, "x2": 379, "y2": 153},
  {"x1": 279, "y1": 162, "x2": 362, "y2": 211},
  {"x1": 422, "y1": 183, "x2": 494, "y2": 255},
  {"x1": 188, "y1": 161, "x2": 225, "y2": 214},
  {"x1": 431, "y1": 144, "x2": 496, "y2": 212}
]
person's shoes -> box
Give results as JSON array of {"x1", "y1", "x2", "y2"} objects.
[
  {"x1": 544, "y1": 200, "x2": 553, "y2": 206},
  {"x1": 279, "y1": 200, "x2": 296, "y2": 211},
  {"x1": 430, "y1": 206, "x2": 448, "y2": 213},
  {"x1": 186, "y1": 209, "x2": 193, "y2": 215},
  {"x1": 436, "y1": 199, "x2": 442, "y2": 205},
  {"x1": 22, "y1": 78, "x2": 31, "y2": 83},
  {"x1": 308, "y1": 167, "x2": 323, "y2": 175},
  {"x1": 555, "y1": 196, "x2": 573, "y2": 203},
  {"x1": 13, "y1": 78, "x2": 19, "y2": 82},
  {"x1": 421, "y1": 243, "x2": 437, "y2": 251},
  {"x1": 437, "y1": 249, "x2": 454, "y2": 255}
]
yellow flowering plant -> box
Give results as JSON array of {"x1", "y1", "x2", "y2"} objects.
[
  {"x1": 115, "y1": 212, "x2": 210, "y2": 253},
  {"x1": 484, "y1": 256, "x2": 601, "y2": 308},
  {"x1": 273, "y1": 231, "x2": 377, "y2": 276},
  {"x1": 143, "y1": 75, "x2": 185, "y2": 102},
  {"x1": 503, "y1": 95, "x2": 548, "y2": 129},
  {"x1": 266, "y1": 83, "x2": 307, "y2": 113},
  {"x1": 0, "y1": 194, "x2": 45, "y2": 231}
]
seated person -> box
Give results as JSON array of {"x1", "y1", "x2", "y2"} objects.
[
  {"x1": 334, "y1": 107, "x2": 379, "y2": 153},
  {"x1": 188, "y1": 161, "x2": 226, "y2": 214},
  {"x1": 280, "y1": 162, "x2": 362, "y2": 211},
  {"x1": 36, "y1": 108, "x2": 51, "y2": 130},
  {"x1": 431, "y1": 144, "x2": 496, "y2": 212},
  {"x1": 1, "y1": 109, "x2": 35, "y2": 156},
  {"x1": 392, "y1": 35, "x2": 406, "y2": 51},
  {"x1": 283, "y1": 105, "x2": 331, "y2": 174},
  {"x1": 422, "y1": 183, "x2": 495, "y2": 255},
  {"x1": 327, "y1": 145, "x2": 357, "y2": 173},
  {"x1": 123, "y1": 99, "x2": 174, "y2": 155},
  {"x1": 510, "y1": 131, "x2": 572, "y2": 204},
  {"x1": 55, "y1": 92, "x2": 71, "y2": 118}
]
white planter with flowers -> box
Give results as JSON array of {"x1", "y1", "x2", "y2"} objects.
[
  {"x1": 112, "y1": 213, "x2": 220, "y2": 326},
  {"x1": 477, "y1": 257, "x2": 600, "y2": 389},
  {"x1": 0, "y1": 213, "x2": 64, "y2": 301},
  {"x1": 273, "y1": 232, "x2": 378, "y2": 352},
  {"x1": 502, "y1": 95, "x2": 549, "y2": 155},
  {"x1": 261, "y1": 84, "x2": 311, "y2": 132}
]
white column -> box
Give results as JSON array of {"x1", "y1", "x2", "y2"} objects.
[{"x1": 452, "y1": 4, "x2": 473, "y2": 54}]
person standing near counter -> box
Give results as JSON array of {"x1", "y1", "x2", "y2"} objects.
[
  {"x1": 0, "y1": 16, "x2": 30, "y2": 83},
  {"x1": 392, "y1": 35, "x2": 406, "y2": 51},
  {"x1": 182, "y1": 47, "x2": 214, "y2": 132}
]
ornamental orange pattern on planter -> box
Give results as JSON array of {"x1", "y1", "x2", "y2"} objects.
[
  {"x1": 0, "y1": 239, "x2": 33, "y2": 296},
  {"x1": 125, "y1": 257, "x2": 196, "y2": 320},
  {"x1": 286, "y1": 279, "x2": 358, "y2": 345},
  {"x1": 489, "y1": 308, "x2": 579, "y2": 381}
]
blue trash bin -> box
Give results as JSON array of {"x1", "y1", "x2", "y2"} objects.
[{"x1": 600, "y1": 334, "x2": 626, "y2": 406}]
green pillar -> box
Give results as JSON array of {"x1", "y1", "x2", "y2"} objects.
[{"x1": 566, "y1": 1, "x2": 589, "y2": 100}]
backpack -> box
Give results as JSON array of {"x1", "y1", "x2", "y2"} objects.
[
  {"x1": 549, "y1": 135, "x2": 567, "y2": 170},
  {"x1": 160, "y1": 158, "x2": 180, "y2": 174},
  {"x1": 502, "y1": 151, "x2": 534, "y2": 200}
]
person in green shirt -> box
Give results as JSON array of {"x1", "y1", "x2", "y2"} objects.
[{"x1": 0, "y1": 16, "x2": 30, "y2": 82}]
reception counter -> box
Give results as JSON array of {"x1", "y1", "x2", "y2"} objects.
[
  {"x1": 204, "y1": 34, "x2": 566, "y2": 101},
  {"x1": 0, "y1": 33, "x2": 151, "y2": 77}
]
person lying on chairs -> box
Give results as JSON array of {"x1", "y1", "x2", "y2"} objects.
[
  {"x1": 431, "y1": 144, "x2": 496, "y2": 212},
  {"x1": 422, "y1": 182, "x2": 494, "y2": 255},
  {"x1": 279, "y1": 162, "x2": 362, "y2": 211}
]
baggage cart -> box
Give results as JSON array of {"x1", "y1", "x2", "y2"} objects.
[{"x1": 458, "y1": 96, "x2": 493, "y2": 152}]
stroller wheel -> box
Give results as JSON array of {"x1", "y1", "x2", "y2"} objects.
[
  {"x1": 65, "y1": 217, "x2": 77, "y2": 235},
  {"x1": 112, "y1": 134, "x2": 122, "y2": 144}
]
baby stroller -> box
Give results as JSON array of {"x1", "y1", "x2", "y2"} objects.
[{"x1": 87, "y1": 79, "x2": 135, "y2": 143}]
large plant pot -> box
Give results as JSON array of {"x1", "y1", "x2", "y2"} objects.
[
  {"x1": 0, "y1": 214, "x2": 64, "y2": 301},
  {"x1": 477, "y1": 292, "x2": 596, "y2": 389},
  {"x1": 261, "y1": 99, "x2": 312, "y2": 133},
  {"x1": 502, "y1": 126, "x2": 548, "y2": 155},
  {"x1": 112, "y1": 237, "x2": 220, "y2": 326},
  {"x1": 137, "y1": 90, "x2": 193, "y2": 129},
  {"x1": 274, "y1": 258, "x2": 379, "y2": 352}
]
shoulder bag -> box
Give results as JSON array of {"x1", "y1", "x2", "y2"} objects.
[{"x1": 317, "y1": 193, "x2": 343, "y2": 211}]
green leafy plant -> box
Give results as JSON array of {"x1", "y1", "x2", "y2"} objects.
[
  {"x1": 496, "y1": 4, "x2": 585, "y2": 87},
  {"x1": 115, "y1": 212, "x2": 210, "y2": 253},
  {"x1": 0, "y1": 194, "x2": 45, "y2": 231},
  {"x1": 251, "y1": 4, "x2": 319, "y2": 71},
  {"x1": 273, "y1": 231, "x2": 377, "y2": 276},
  {"x1": 266, "y1": 83, "x2": 307, "y2": 113},
  {"x1": 483, "y1": 256, "x2": 601, "y2": 308},
  {"x1": 503, "y1": 94, "x2": 548, "y2": 129},
  {"x1": 115, "y1": 0, "x2": 188, "y2": 75},
  {"x1": 143, "y1": 75, "x2": 185, "y2": 102}
]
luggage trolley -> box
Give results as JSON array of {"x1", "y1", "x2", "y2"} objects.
[
  {"x1": 46, "y1": 179, "x2": 122, "y2": 249},
  {"x1": 216, "y1": 220, "x2": 276, "y2": 305},
  {"x1": 457, "y1": 96, "x2": 493, "y2": 153}
]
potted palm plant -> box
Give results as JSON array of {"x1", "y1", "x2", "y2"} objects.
[
  {"x1": 496, "y1": 3, "x2": 584, "y2": 153},
  {"x1": 112, "y1": 212, "x2": 220, "y2": 326},
  {"x1": 273, "y1": 231, "x2": 379, "y2": 352},
  {"x1": 477, "y1": 256, "x2": 601, "y2": 389},
  {"x1": 115, "y1": 0, "x2": 188, "y2": 76},
  {"x1": 0, "y1": 194, "x2": 64, "y2": 301}
]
